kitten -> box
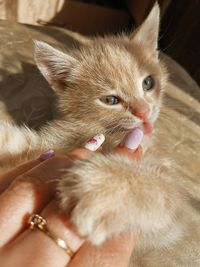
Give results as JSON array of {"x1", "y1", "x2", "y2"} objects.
[
  {"x1": 0, "y1": 3, "x2": 199, "y2": 266},
  {"x1": 0, "y1": 3, "x2": 165, "y2": 165}
]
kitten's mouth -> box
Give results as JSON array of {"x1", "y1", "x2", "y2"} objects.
[
  {"x1": 107, "y1": 121, "x2": 153, "y2": 136},
  {"x1": 126, "y1": 121, "x2": 153, "y2": 135}
]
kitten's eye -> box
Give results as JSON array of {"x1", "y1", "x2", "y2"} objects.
[
  {"x1": 100, "y1": 96, "x2": 120, "y2": 105},
  {"x1": 143, "y1": 75, "x2": 154, "y2": 91}
]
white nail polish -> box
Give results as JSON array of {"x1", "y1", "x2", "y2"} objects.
[{"x1": 85, "y1": 133, "x2": 105, "y2": 151}]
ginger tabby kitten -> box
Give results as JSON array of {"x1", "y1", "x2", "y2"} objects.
[{"x1": 0, "y1": 3, "x2": 199, "y2": 266}]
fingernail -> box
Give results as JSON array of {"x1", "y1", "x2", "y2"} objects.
[
  {"x1": 85, "y1": 133, "x2": 105, "y2": 151},
  {"x1": 39, "y1": 149, "x2": 55, "y2": 160},
  {"x1": 124, "y1": 128, "x2": 144, "y2": 150}
]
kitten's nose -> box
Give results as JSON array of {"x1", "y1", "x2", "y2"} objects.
[
  {"x1": 133, "y1": 110, "x2": 149, "y2": 122},
  {"x1": 131, "y1": 100, "x2": 150, "y2": 122}
]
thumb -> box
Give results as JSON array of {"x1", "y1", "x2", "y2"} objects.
[{"x1": 116, "y1": 128, "x2": 144, "y2": 160}]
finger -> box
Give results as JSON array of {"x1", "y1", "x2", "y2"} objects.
[
  {"x1": 0, "y1": 135, "x2": 103, "y2": 249},
  {"x1": 116, "y1": 127, "x2": 144, "y2": 159},
  {"x1": 0, "y1": 155, "x2": 72, "y2": 247},
  {"x1": 0, "y1": 149, "x2": 55, "y2": 194},
  {"x1": 40, "y1": 200, "x2": 84, "y2": 262},
  {"x1": 84, "y1": 133, "x2": 105, "y2": 152},
  {"x1": 0, "y1": 132, "x2": 105, "y2": 194},
  {"x1": 0, "y1": 131, "x2": 105, "y2": 248},
  {"x1": 68, "y1": 230, "x2": 139, "y2": 267},
  {"x1": 0, "y1": 159, "x2": 43, "y2": 194},
  {"x1": 68, "y1": 133, "x2": 105, "y2": 159},
  {"x1": 0, "y1": 159, "x2": 41, "y2": 194},
  {"x1": 123, "y1": 128, "x2": 144, "y2": 151},
  {"x1": 0, "y1": 130, "x2": 105, "y2": 195},
  {"x1": 1, "y1": 200, "x2": 84, "y2": 267}
]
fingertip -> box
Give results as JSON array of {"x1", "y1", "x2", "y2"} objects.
[
  {"x1": 123, "y1": 128, "x2": 144, "y2": 150},
  {"x1": 84, "y1": 133, "x2": 105, "y2": 151},
  {"x1": 39, "y1": 149, "x2": 55, "y2": 160}
]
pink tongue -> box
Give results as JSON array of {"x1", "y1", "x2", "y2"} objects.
[
  {"x1": 124, "y1": 128, "x2": 144, "y2": 150},
  {"x1": 144, "y1": 121, "x2": 153, "y2": 134}
]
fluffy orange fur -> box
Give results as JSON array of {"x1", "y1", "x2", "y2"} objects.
[{"x1": 0, "y1": 3, "x2": 199, "y2": 266}]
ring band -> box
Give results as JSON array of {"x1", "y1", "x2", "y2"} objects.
[{"x1": 28, "y1": 214, "x2": 74, "y2": 258}]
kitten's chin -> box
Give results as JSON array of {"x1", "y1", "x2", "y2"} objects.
[{"x1": 126, "y1": 121, "x2": 153, "y2": 135}]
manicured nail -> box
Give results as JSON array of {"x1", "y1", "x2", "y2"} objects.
[
  {"x1": 39, "y1": 149, "x2": 55, "y2": 160},
  {"x1": 85, "y1": 133, "x2": 105, "y2": 151},
  {"x1": 124, "y1": 128, "x2": 144, "y2": 150}
]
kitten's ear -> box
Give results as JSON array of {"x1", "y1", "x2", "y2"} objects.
[
  {"x1": 34, "y1": 41, "x2": 78, "y2": 91},
  {"x1": 131, "y1": 2, "x2": 160, "y2": 53}
]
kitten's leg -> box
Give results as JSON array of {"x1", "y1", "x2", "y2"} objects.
[
  {"x1": 0, "y1": 102, "x2": 15, "y2": 123},
  {"x1": 0, "y1": 121, "x2": 41, "y2": 166},
  {"x1": 58, "y1": 152, "x2": 184, "y2": 245},
  {"x1": 0, "y1": 120, "x2": 77, "y2": 167}
]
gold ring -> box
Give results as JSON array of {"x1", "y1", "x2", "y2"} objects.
[{"x1": 28, "y1": 214, "x2": 74, "y2": 258}]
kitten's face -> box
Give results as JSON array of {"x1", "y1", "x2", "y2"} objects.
[{"x1": 35, "y1": 3, "x2": 167, "y2": 143}]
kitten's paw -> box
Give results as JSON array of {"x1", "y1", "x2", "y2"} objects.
[
  {"x1": 57, "y1": 152, "x2": 182, "y2": 245},
  {"x1": 57, "y1": 153, "x2": 133, "y2": 245}
]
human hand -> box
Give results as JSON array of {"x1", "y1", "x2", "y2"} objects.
[{"x1": 0, "y1": 130, "x2": 142, "y2": 267}]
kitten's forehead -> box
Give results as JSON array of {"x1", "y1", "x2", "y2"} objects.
[{"x1": 79, "y1": 40, "x2": 158, "y2": 98}]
